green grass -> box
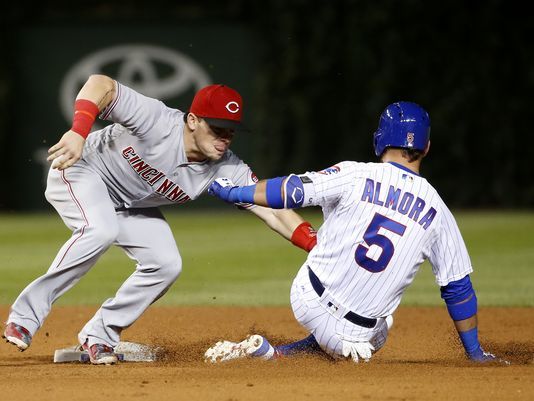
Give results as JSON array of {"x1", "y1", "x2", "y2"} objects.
[{"x1": 0, "y1": 210, "x2": 533, "y2": 306}]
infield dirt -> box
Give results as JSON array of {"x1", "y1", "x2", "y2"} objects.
[{"x1": 1, "y1": 306, "x2": 532, "y2": 401}]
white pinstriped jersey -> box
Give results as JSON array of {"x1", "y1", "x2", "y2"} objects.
[
  {"x1": 80, "y1": 81, "x2": 256, "y2": 209},
  {"x1": 299, "y1": 161, "x2": 472, "y2": 318}
]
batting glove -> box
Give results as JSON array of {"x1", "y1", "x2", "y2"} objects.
[
  {"x1": 341, "y1": 341, "x2": 375, "y2": 363},
  {"x1": 208, "y1": 178, "x2": 239, "y2": 202}
]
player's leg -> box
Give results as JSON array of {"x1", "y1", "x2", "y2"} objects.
[
  {"x1": 204, "y1": 332, "x2": 323, "y2": 362},
  {"x1": 285, "y1": 265, "x2": 334, "y2": 356},
  {"x1": 78, "y1": 207, "x2": 181, "y2": 348},
  {"x1": 274, "y1": 334, "x2": 322, "y2": 356},
  {"x1": 369, "y1": 315, "x2": 393, "y2": 352},
  {"x1": 205, "y1": 265, "x2": 392, "y2": 363},
  {"x1": 289, "y1": 265, "x2": 392, "y2": 362},
  {"x1": 6, "y1": 166, "x2": 118, "y2": 345},
  {"x1": 254, "y1": 269, "x2": 326, "y2": 358},
  {"x1": 204, "y1": 265, "x2": 325, "y2": 363}
]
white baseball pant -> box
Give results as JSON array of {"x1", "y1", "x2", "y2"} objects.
[{"x1": 290, "y1": 265, "x2": 392, "y2": 361}]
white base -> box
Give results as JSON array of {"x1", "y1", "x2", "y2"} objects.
[{"x1": 53, "y1": 341, "x2": 159, "y2": 363}]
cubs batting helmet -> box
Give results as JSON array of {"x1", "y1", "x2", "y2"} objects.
[{"x1": 373, "y1": 101, "x2": 431, "y2": 157}]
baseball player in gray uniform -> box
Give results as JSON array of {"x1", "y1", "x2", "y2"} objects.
[
  {"x1": 205, "y1": 101, "x2": 507, "y2": 364},
  {"x1": 2, "y1": 75, "x2": 317, "y2": 364}
]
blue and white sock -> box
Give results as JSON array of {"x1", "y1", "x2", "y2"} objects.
[
  {"x1": 250, "y1": 336, "x2": 276, "y2": 360},
  {"x1": 275, "y1": 334, "x2": 321, "y2": 356}
]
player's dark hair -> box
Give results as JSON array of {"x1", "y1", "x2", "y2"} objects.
[
  {"x1": 183, "y1": 112, "x2": 189, "y2": 123},
  {"x1": 401, "y1": 148, "x2": 425, "y2": 162},
  {"x1": 385, "y1": 147, "x2": 425, "y2": 162}
]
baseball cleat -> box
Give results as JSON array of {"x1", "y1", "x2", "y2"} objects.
[
  {"x1": 204, "y1": 334, "x2": 275, "y2": 363},
  {"x1": 3, "y1": 322, "x2": 32, "y2": 351},
  {"x1": 82, "y1": 341, "x2": 119, "y2": 365}
]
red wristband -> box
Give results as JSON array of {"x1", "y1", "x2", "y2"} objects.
[
  {"x1": 291, "y1": 221, "x2": 317, "y2": 252},
  {"x1": 71, "y1": 99, "x2": 99, "y2": 139}
]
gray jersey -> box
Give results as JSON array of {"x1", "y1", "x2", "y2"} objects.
[
  {"x1": 7, "y1": 80, "x2": 262, "y2": 352},
  {"x1": 81, "y1": 82, "x2": 256, "y2": 209}
]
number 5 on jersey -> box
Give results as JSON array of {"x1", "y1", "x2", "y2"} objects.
[{"x1": 355, "y1": 213, "x2": 406, "y2": 273}]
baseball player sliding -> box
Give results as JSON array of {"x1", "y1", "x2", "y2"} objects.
[
  {"x1": 205, "y1": 101, "x2": 508, "y2": 364},
  {"x1": 2, "y1": 75, "x2": 317, "y2": 365}
]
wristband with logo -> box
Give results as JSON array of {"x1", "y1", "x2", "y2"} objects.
[{"x1": 291, "y1": 221, "x2": 317, "y2": 252}]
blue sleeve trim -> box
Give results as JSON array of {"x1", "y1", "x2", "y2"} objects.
[
  {"x1": 441, "y1": 275, "x2": 477, "y2": 321},
  {"x1": 234, "y1": 185, "x2": 255, "y2": 204},
  {"x1": 446, "y1": 293, "x2": 477, "y2": 321},
  {"x1": 265, "y1": 176, "x2": 286, "y2": 209},
  {"x1": 440, "y1": 275, "x2": 473, "y2": 304}
]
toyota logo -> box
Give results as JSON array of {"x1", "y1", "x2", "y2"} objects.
[{"x1": 59, "y1": 44, "x2": 212, "y2": 123}]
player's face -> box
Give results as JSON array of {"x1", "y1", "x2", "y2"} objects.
[{"x1": 196, "y1": 120, "x2": 235, "y2": 161}]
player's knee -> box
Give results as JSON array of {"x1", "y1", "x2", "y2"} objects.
[
  {"x1": 157, "y1": 254, "x2": 183, "y2": 284},
  {"x1": 89, "y1": 224, "x2": 119, "y2": 248},
  {"x1": 164, "y1": 261, "x2": 182, "y2": 284},
  {"x1": 44, "y1": 187, "x2": 53, "y2": 204},
  {"x1": 369, "y1": 316, "x2": 393, "y2": 352}
]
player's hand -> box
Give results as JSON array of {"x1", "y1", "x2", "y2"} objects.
[
  {"x1": 342, "y1": 341, "x2": 375, "y2": 363},
  {"x1": 47, "y1": 130, "x2": 86, "y2": 170},
  {"x1": 208, "y1": 178, "x2": 238, "y2": 202},
  {"x1": 468, "y1": 347, "x2": 510, "y2": 365}
]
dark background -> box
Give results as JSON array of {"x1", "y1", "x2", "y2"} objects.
[{"x1": 1, "y1": 0, "x2": 533, "y2": 210}]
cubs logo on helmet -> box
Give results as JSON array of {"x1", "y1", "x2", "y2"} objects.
[{"x1": 406, "y1": 132, "x2": 415, "y2": 147}]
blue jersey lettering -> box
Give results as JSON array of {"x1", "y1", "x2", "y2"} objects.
[{"x1": 361, "y1": 180, "x2": 437, "y2": 229}]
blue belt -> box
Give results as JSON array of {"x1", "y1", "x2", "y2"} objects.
[{"x1": 307, "y1": 267, "x2": 377, "y2": 329}]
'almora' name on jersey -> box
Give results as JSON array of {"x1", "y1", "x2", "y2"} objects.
[{"x1": 360, "y1": 178, "x2": 437, "y2": 229}]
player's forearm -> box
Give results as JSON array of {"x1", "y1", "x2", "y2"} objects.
[
  {"x1": 76, "y1": 74, "x2": 116, "y2": 111},
  {"x1": 67, "y1": 75, "x2": 116, "y2": 140},
  {"x1": 453, "y1": 314, "x2": 477, "y2": 333},
  {"x1": 441, "y1": 276, "x2": 489, "y2": 361},
  {"x1": 252, "y1": 180, "x2": 270, "y2": 207},
  {"x1": 213, "y1": 175, "x2": 306, "y2": 209},
  {"x1": 453, "y1": 314, "x2": 479, "y2": 355},
  {"x1": 251, "y1": 207, "x2": 302, "y2": 239},
  {"x1": 249, "y1": 205, "x2": 317, "y2": 251},
  {"x1": 247, "y1": 188, "x2": 317, "y2": 251},
  {"x1": 209, "y1": 176, "x2": 317, "y2": 250},
  {"x1": 453, "y1": 314, "x2": 486, "y2": 359},
  {"x1": 272, "y1": 208, "x2": 306, "y2": 238}
]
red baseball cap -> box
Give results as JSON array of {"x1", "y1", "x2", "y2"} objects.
[{"x1": 189, "y1": 84, "x2": 248, "y2": 132}]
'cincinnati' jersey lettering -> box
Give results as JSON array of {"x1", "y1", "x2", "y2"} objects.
[
  {"x1": 122, "y1": 146, "x2": 191, "y2": 204},
  {"x1": 80, "y1": 81, "x2": 257, "y2": 209}
]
